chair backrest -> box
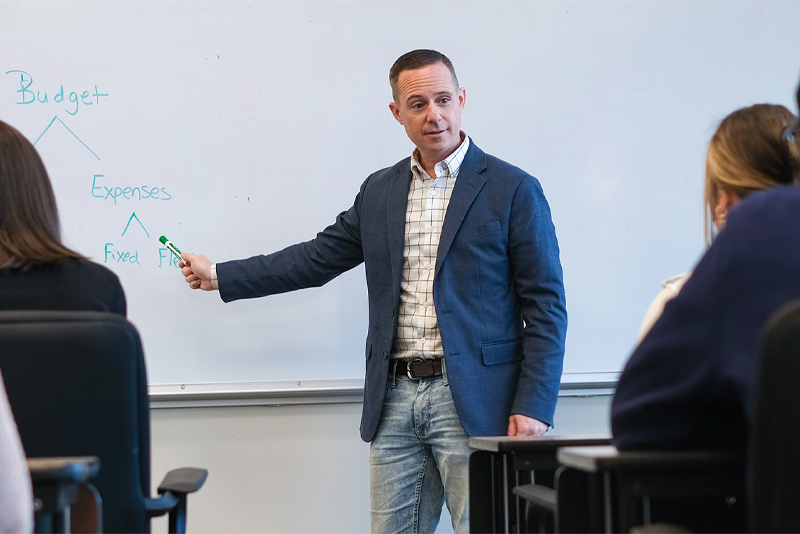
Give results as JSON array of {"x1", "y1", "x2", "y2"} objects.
[
  {"x1": 0, "y1": 311, "x2": 152, "y2": 534},
  {"x1": 749, "y1": 298, "x2": 800, "y2": 533}
]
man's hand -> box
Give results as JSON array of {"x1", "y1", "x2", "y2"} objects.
[
  {"x1": 508, "y1": 414, "x2": 548, "y2": 436},
  {"x1": 179, "y1": 253, "x2": 214, "y2": 291}
]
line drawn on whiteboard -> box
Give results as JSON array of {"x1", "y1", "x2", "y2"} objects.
[
  {"x1": 122, "y1": 212, "x2": 149, "y2": 238},
  {"x1": 33, "y1": 115, "x2": 100, "y2": 161}
]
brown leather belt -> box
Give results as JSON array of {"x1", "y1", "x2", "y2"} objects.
[{"x1": 391, "y1": 358, "x2": 443, "y2": 380}]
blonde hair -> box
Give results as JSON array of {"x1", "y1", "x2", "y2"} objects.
[
  {"x1": 0, "y1": 120, "x2": 84, "y2": 269},
  {"x1": 704, "y1": 104, "x2": 800, "y2": 246}
]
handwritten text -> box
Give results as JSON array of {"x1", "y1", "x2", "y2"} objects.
[
  {"x1": 92, "y1": 175, "x2": 172, "y2": 204},
  {"x1": 5, "y1": 70, "x2": 108, "y2": 116}
]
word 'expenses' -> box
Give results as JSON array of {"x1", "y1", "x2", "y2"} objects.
[
  {"x1": 5, "y1": 70, "x2": 108, "y2": 116},
  {"x1": 92, "y1": 175, "x2": 172, "y2": 204}
]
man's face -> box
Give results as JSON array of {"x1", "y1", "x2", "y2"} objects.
[{"x1": 389, "y1": 62, "x2": 466, "y2": 167}]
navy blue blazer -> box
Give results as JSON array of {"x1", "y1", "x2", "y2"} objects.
[
  {"x1": 612, "y1": 185, "x2": 800, "y2": 451},
  {"x1": 217, "y1": 141, "x2": 567, "y2": 441}
]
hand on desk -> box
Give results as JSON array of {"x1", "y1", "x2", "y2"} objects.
[
  {"x1": 508, "y1": 414, "x2": 548, "y2": 436},
  {"x1": 179, "y1": 253, "x2": 214, "y2": 291}
]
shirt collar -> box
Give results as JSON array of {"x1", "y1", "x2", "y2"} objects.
[{"x1": 410, "y1": 133, "x2": 470, "y2": 181}]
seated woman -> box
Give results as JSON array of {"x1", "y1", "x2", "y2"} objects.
[
  {"x1": 637, "y1": 104, "x2": 799, "y2": 343},
  {"x1": 613, "y1": 100, "x2": 800, "y2": 451},
  {"x1": 0, "y1": 120, "x2": 125, "y2": 314}
]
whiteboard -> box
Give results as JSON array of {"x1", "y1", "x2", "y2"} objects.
[{"x1": 1, "y1": 0, "x2": 798, "y2": 388}]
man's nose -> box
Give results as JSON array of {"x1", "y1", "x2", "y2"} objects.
[{"x1": 426, "y1": 105, "x2": 443, "y2": 122}]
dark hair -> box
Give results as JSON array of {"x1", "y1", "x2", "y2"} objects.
[
  {"x1": 704, "y1": 104, "x2": 800, "y2": 245},
  {"x1": 0, "y1": 120, "x2": 84, "y2": 269},
  {"x1": 389, "y1": 49, "x2": 459, "y2": 102}
]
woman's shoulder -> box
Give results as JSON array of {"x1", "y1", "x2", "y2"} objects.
[
  {"x1": 53, "y1": 259, "x2": 127, "y2": 315},
  {"x1": 661, "y1": 273, "x2": 691, "y2": 295},
  {"x1": 0, "y1": 258, "x2": 127, "y2": 316},
  {"x1": 637, "y1": 273, "x2": 692, "y2": 344},
  {"x1": 59, "y1": 258, "x2": 121, "y2": 281}
]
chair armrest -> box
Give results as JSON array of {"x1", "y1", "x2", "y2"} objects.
[
  {"x1": 144, "y1": 467, "x2": 208, "y2": 517},
  {"x1": 145, "y1": 467, "x2": 208, "y2": 534},
  {"x1": 158, "y1": 467, "x2": 208, "y2": 495}
]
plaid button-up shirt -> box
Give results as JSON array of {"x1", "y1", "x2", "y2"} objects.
[{"x1": 392, "y1": 134, "x2": 470, "y2": 360}]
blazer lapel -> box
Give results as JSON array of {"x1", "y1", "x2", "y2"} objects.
[
  {"x1": 435, "y1": 144, "x2": 487, "y2": 277},
  {"x1": 387, "y1": 165, "x2": 412, "y2": 300}
]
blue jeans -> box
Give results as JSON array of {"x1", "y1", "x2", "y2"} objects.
[{"x1": 369, "y1": 365, "x2": 471, "y2": 534}]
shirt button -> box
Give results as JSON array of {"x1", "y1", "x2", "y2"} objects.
[{"x1": 429, "y1": 190, "x2": 437, "y2": 197}]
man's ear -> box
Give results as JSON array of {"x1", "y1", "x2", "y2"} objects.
[{"x1": 389, "y1": 101, "x2": 403, "y2": 125}]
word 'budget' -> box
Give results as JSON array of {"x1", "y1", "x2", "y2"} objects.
[{"x1": 5, "y1": 70, "x2": 108, "y2": 116}]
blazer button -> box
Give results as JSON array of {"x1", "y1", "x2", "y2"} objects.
[{"x1": 383, "y1": 351, "x2": 389, "y2": 359}]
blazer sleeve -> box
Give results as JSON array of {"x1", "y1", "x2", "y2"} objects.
[
  {"x1": 216, "y1": 186, "x2": 367, "y2": 303},
  {"x1": 508, "y1": 176, "x2": 568, "y2": 426}
]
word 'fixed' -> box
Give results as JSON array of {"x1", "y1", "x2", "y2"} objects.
[{"x1": 104, "y1": 243, "x2": 140, "y2": 265}]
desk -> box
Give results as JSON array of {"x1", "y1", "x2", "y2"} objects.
[
  {"x1": 555, "y1": 446, "x2": 745, "y2": 533},
  {"x1": 469, "y1": 434, "x2": 610, "y2": 533},
  {"x1": 28, "y1": 456, "x2": 100, "y2": 533}
]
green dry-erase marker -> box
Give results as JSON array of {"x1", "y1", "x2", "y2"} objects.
[{"x1": 159, "y1": 235, "x2": 182, "y2": 261}]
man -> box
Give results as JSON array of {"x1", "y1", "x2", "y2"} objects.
[{"x1": 181, "y1": 49, "x2": 567, "y2": 533}]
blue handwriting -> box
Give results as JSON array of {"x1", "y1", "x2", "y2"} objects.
[
  {"x1": 92, "y1": 175, "x2": 172, "y2": 204},
  {"x1": 158, "y1": 249, "x2": 183, "y2": 269},
  {"x1": 104, "y1": 243, "x2": 140, "y2": 265},
  {"x1": 5, "y1": 70, "x2": 108, "y2": 116}
]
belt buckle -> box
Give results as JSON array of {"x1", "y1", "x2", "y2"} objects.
[{"x1": 406, "y1": 358, "x2": 424, "y2": 380}]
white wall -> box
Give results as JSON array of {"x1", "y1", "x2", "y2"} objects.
[{"x1": 149, "y1": 394, "x2": 611, "y2": 533}]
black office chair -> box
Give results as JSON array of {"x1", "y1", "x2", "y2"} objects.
[
  {"x1": 0, "y1": 311, "x2": 207, "y2": 533},
  {"x1": 749, "y1": 298, "x2": 800, "y2": 533}
]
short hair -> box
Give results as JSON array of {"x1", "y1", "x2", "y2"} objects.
[
  {"x1": 0, "y1": 120, "x2": 84, "y2": 269},
  {"x1": 389, "y1": 49, "x2": 459, "y2": 102},
  {"x1": 704, "y1": 104, "x2": 800, "y2": 246}
]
